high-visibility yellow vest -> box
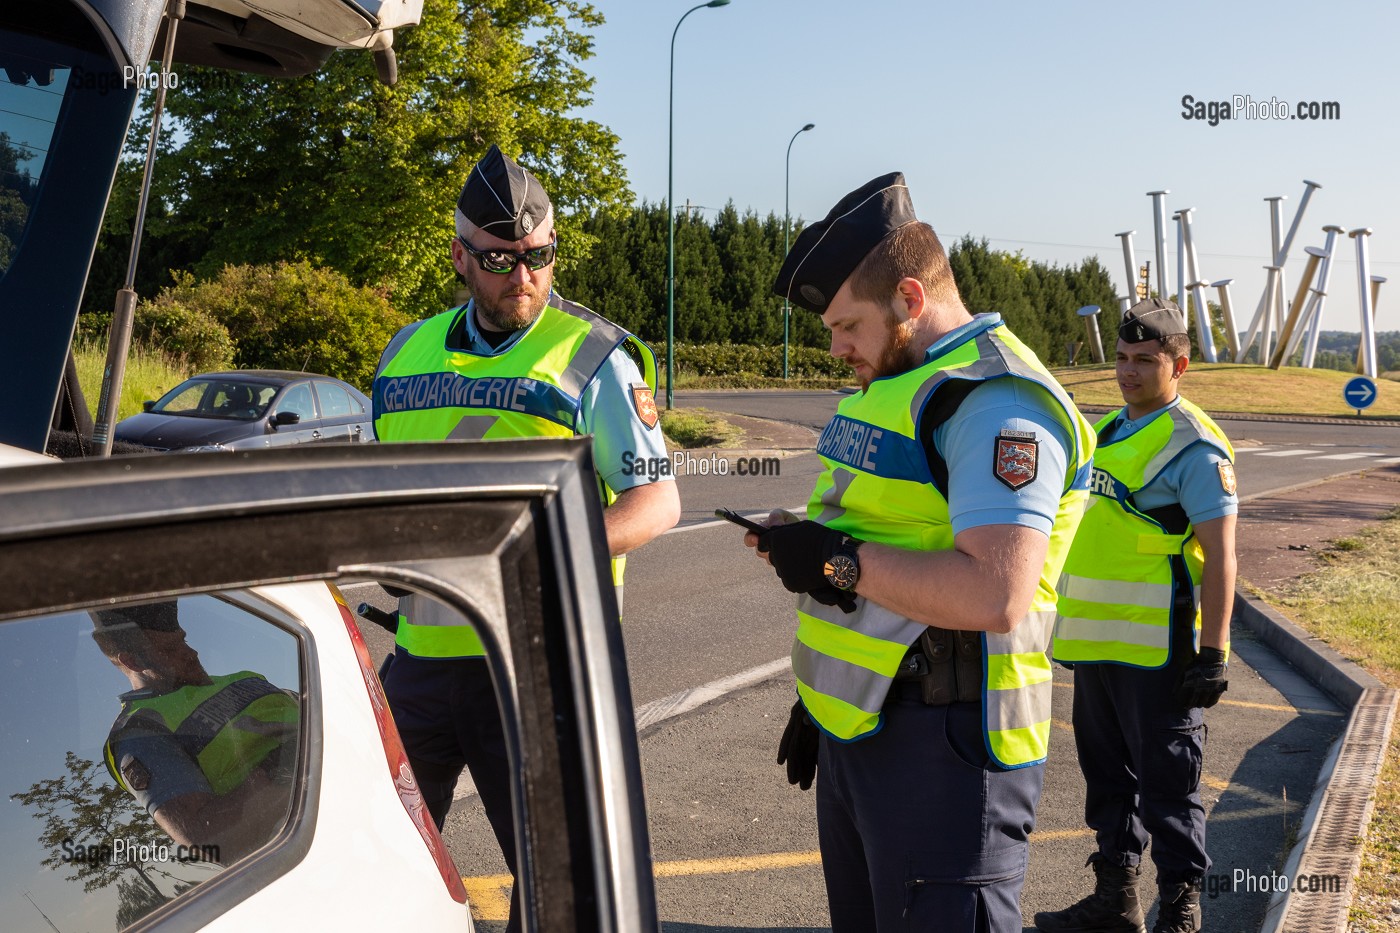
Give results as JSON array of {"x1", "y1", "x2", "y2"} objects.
[
  {"x1": 372, "y1": 295, "x2": 657, "y2": 658},
  {"x1": 1052, "y1": 398, "x2": 1233, "y2": 668},
  {"x1": 105, "y1": 672, "x2": 298, "y2": 797},
  {"x1": 796, "y1": 320, "x2": 1095, "y2": 768}
]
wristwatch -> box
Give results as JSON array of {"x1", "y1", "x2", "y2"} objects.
[{"x1": 824, "y1": 538, "x2": 862, "y2": 592}]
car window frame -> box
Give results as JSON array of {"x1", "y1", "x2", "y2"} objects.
[
  {"x1": 273, "y1": 382, "x2": 318, "y2": 423},
  {"x1": 311, "y1": 380, "x2": 356, "y2": 420},
  {"x1": 0, "y1": 439, "x2": 655, "y2": 933}
]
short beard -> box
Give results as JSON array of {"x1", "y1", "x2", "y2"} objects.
[
  {"x1": 873, "y1": 313, "x2": 920, "y2": 381},
  {"x1": 469, "y1": 266, "x2": 553, "y2": 333}
]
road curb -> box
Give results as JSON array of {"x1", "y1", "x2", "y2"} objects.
[{"x1": 1234, "y1": 591, "x2": 1398, "y2": 933}]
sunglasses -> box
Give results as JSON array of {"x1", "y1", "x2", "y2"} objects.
[{"x1": 458, "y1": 235, "x2": 558, "y2": 274}]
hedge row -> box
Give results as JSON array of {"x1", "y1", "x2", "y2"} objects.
[{"x1": 661, "y1": 343, "x2": 851, "y2": 379}]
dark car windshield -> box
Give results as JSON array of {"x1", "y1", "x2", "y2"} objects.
[{"x1": 153, "y1": 379, "x2": 278, "y2": 421}]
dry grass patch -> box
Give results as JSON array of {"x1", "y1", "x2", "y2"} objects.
[
  {"x1": 75, "y1": 339, "x2": 192, "y2": 422},
  {"x1": 1055, "y1": 363, "x2": 1400, "y2": 418},
  {"x1": 1265, "y1": 508, "x2": 1400, "y2": 929}
]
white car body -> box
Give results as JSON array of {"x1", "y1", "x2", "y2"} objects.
[{"x1": 0, "y1": 442, "x2": 471, "y2": 931}]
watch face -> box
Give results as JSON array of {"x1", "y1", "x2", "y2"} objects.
[{"x1": 824, "y1": 553, "x2": 859, "y2": 591}]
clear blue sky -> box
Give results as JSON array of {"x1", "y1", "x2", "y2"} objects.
[{"x1": 576, "y1": 0, "x2": 1400, "y2": 335}]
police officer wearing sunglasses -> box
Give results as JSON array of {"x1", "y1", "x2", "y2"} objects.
[{"x1": 371, "y1": 145, "x2": 680, "y2": 933}]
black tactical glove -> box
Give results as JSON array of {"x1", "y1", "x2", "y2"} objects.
[
  {"x1": 758, "y1": 520, "x2": 859, "y2": 612},
  {"x1": 1175, "y1": 647, "x2": 1229, "y2": 709},
  {"x1": 776, "y1": 700, "x2": 820, "y2": 791}
]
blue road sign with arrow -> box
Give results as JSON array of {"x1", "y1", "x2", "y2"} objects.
[{"x1": 1343, "y1": 376, "x2": 1377, "y2": 412}]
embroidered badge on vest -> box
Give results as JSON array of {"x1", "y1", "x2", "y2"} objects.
[
  {"x1": 994, "y1": 431, "x2": 1039, "y2": 490},
  {"x1": 631, "y1": 383, "x2": 659, "y2": 429},
  {"x1": 1218, "y1": 460, "x2": 1237, "y2": 496}
]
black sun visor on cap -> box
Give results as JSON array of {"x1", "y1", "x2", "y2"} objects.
[
  {"x1": 457, "y1": 144, "x2": 553, "y2": 242},
  {"x1": 1119, "y1": 297, "x2": 1188, "y2": 343},
  {"x1": 772, "y1": 171, "x2": 918, "y2": 313}
]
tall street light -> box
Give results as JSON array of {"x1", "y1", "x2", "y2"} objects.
[
  {"x1": 783, "y1": 122, "x2": 815, "y2": 380},
  {"x1": 667, "y1": 0, "x2": 730, "y2": 410}
]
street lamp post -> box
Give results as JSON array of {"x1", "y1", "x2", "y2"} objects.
[
  {"x1": 667, "y1": 0, "x2": 730, "y2": 409},
  {"x1": 783, "y1": 122, "x2": 814, "y2": 380}
]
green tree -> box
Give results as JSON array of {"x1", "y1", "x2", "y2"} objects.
[
  {"x1": 138, "y1": 262, "x2": 410, "y2": 388},
  {"x1": 96, "y1": 0, "x2": 627, "y2": 321}
]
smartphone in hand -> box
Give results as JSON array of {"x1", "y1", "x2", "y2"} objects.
[{"x1": 714, "y1": 508, "x2": 769, "y2": 535}]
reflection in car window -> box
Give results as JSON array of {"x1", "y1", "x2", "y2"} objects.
[
  {"x1": 278, "y1": 383, "x2": 316, "y2": 421},
  {"x1": 0, "y1": 49, "x2": 66, "y2": 279},
  {"x1": 1, "y1": 595, "x2": 301, "y2": 932},
  {"x1": 154, "y1": 379, "x2": 276, "y2": 420},
  {"x1": 314, "y1": 381, "x2": 356, "y2": 418}
]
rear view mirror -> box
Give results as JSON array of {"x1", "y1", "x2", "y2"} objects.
[
  {"x1": 273, "y1": 411, "x2": 300, "y2": 427},
  {"x1": 142, "y1": 400, "x2": 155, "y2": 412}
]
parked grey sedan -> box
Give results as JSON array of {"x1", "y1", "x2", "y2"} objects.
[{"x1": 115, "y1": 371, "x2": 374, "y2": 452}]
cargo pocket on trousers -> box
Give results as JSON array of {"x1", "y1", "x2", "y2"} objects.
[
  {"x1": 903, "y1": 844, "x2": 1026, "y2": 931},
  {"x1": 1156, "y1": 721, "x2": 1206, "y2": 797}
]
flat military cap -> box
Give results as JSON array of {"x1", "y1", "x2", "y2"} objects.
[
  {"x1": 1119, "y1": 297, "x2": 1187, "y2": 342},
  {"x1": 457, "y1": 144, "x2": 552, "y2": 241},
  {"x1": 773, "y1": 171, "x2": 918, "y2": 313}
]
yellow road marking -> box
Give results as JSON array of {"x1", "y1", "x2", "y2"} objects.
[
  {"x1": 461, "y1": 782, "x2": 1294, "y2": 923},
  {"x1": 1051, "y1": 675, "x2": 1341, "y2": 716},
  {"x1": 461, "y1": 875, "x2": 511, "y2": 922}
]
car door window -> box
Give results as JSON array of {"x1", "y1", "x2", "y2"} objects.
[
  {"x1": 313, "y1": 381, "x2": 356, "y2": 420},
  {"x1": 1, "y1": 594, "x2": 302, "y2": 932},
  {"x1": 276, "y1": 384, "x2": 316, "y2": 421}
]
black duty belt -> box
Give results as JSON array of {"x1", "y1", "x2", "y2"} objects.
[{"x1": 888, "y1": 627, "x2": 984, "y2": 705}]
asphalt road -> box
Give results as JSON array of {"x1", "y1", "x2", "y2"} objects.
[{"x1": 354, "y1": 390, "x2": 1397, "y2": 931}]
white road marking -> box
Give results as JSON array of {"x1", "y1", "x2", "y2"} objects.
[
  {"x1": 1255, "y1": 449, "x2": 1323, "y2": 457},
  {"x1": 454, "y1": 655, "x2": 795, "y2": 801},
  {"x1": 667, "y1": 505, "x2": 810, "y2": 535},
  {"x1": 1377, "y1": 457, "x2": 1400, "y2": 465},
  {"x1": 1313, "y1": 452, "x2": 1382, "y2": 460}
]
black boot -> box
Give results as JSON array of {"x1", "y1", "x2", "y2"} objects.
[
  {"x1": 1034, "y1": 853, "x2": 1147, "y2": 933},
  {"x1": 1151, "y1": 879, "x2": 1202, "y2": 933}
]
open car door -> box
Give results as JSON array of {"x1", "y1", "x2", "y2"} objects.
[{"x1": 0, "y1": 438, "x2": 657, "y2": 932}]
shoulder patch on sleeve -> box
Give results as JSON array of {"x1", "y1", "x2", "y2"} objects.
[
  {"x1": 630, "y1": 383, "x2": 659, "y2": 430},
  {"x1": 993, "y1": 432, "x2": 1039, "y2": 490},
  {"x1": 120, "y1": 755, "x2": 151, "y2": 792},
  {"x1": 1218, "y1": 460, "x2": 1237, "y2": 496}
]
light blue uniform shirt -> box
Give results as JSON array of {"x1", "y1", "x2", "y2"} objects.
[
  {"x1": 457, "y1": 293, "x2": 671, "y2": 493},
  {"x1": 1101, "y1": 397, "x2": 1237, "y2": 525},
  {"x1": 927, "y1": 314, "x2": 1073, "y2": 537}
]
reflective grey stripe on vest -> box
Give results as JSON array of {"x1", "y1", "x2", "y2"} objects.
[
  {"x1": 399, "y1": 592, "x2": 475, "y2": 627},
  {"x1": 909, "y1": 328, "x2": 1078, "y2": 441},
  {"x1": 1053, "y1": 615, "x2": 1172, "y2": 650},
  {"x1": 983, "y1": 610, "x2": 1055, "y2": 737},
  {"x1": 1059, "y1": 573, "x2": 1176, "y2": 610},
  {"x1": 1143, "y1": 404, "x2": 1229, "y2": 482},
  {"x1": 551, "y1": 297, "x2": 631, "y2": 399},
  {"x1": 792, "y1": 595, "x2": 926, "y2": 715}
]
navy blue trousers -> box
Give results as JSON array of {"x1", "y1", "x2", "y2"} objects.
[
  {"x1": 1071, "y1": 662, "x2": 1209, "y2": 883},
  {"x1": 816, "y1": 691, "x2": 1044, "y2": 932},
  {"x1": 382, "y1": 651, "x2": 520, "y2": 933}
]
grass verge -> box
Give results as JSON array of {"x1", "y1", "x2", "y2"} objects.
[
  {"x1": 1055, "y1": 363, "x2": 1400, "y2": 419},
  {"x1": 74, "y1": 338, "x2": 192, "y2": 423},
  {"x1": 1266, "y1": 507, "x2": 1400, "y2": 930},
  {"x1": 660, "y1": 407, "x2": 744, "y2": 449}
]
